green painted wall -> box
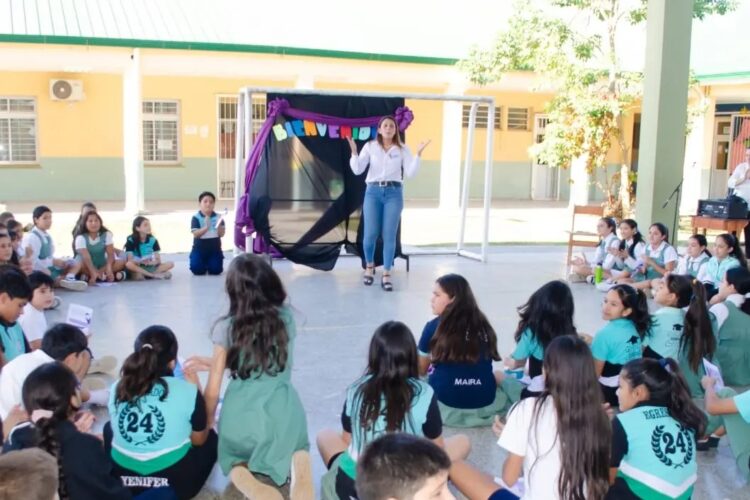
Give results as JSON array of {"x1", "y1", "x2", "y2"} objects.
[{"x1": 0, "y1": 157, "x2": 217, "y2": 202}]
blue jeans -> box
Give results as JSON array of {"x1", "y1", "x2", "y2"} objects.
[{"x1": 363, "y1": 184, "x2": 403, "y2": 271}]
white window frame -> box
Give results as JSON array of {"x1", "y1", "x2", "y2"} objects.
[
  {"x1": 507, "y1": 107, "x2": 531, "y2": 131},
  {"x1": 143, "y1": 99, "x2": 181, "y2": 165},
  {"x1": 0, "y1": 96, "x2": 39, "y2": 165},
  {"x1": 462, "y1": 104, "x2": 502, "y2": 130}
]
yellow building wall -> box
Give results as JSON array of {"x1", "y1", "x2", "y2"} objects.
[{"x1": 0, "y1": 71, "x2": 123, "y2": 157}]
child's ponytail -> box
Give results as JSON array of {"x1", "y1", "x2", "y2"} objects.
[
  {"x1": 664, "y1": 275, "x2": 715, "y2": 371},
  {"x1": 22, "y1": 362, "x2": 80, "y2": 500},
  {"x1": 622, "y1": 358, "x2": 707, "y2": 437},
  {"x1": 718, "y1": 233, "x2": 747, "y2": 268},
  {"x1": 612, "y1": 284, "x2": 653, "y2": 338},
  {"x1": 115, "y1": 325, "x2": 178, "y2": 405}
]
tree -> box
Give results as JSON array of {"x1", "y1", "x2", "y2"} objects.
[{"x1": 461, "y1": 0, "x2": 734, "y2": 217}]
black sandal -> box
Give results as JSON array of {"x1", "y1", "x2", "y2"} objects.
[
  {"x1": 381, "y1": 274, "x2": 393, "y2": 292},
  {"x1": 363, "y1": 266, "x2": 375, "y2": 286}
]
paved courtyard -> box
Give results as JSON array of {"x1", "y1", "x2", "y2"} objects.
[{"x1": 38, "y1": 246, "x2": 749, "y2": 499}]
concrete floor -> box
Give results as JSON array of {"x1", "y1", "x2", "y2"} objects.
[{"x1": 51, "y1": 246, "x2": 749, "y2": 499}]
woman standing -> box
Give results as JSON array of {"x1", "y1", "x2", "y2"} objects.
[{"x1": 348, "y1": 116, "x2": 430, "y2": 291}]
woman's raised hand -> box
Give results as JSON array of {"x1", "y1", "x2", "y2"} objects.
[
  {"x1": 416, "y1": 139, "x2": 432, "y2": 156},
  {"x1": 346, "y1": 137, "x2": 358, "y2": 155}
]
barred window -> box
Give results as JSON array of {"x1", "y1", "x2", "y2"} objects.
[
  {"x1": 507, "y1": 107, "x2": 530, "y2": 131},
  {"x1": 462, "y1": 104, "x2": 502, "y2": 129},
  {"x1": 143, "y1": 100, "x2": 180, "y2": 163},
  {"x1": 0, "y1": 97, "x2": 38, "y2": 164}
]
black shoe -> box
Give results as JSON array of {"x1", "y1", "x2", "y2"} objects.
[
  {"x1": 696, "y1": 436, "x2": 720, "y2": 451},
  {"x1": 363, "y1": 267, "x2": 374, "y2": 286},
  {"x1": 381, "y1": 275, "x2": 393, "y2": 292}
]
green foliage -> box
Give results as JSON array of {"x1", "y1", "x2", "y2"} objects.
[{"x1": 460, "y1": 0, "x2": 734, "y2": 215}]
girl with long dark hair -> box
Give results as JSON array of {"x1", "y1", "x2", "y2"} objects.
[
  {"x1": 3, "y1": 362, "x2": 131, "y2": 500},
  {"x1": 592, "y1": 284, "x2": 651, "y2": 406},
  {"x1": 105, "y1": 325, "x2": 217, "y2": 499},
  {"x1": 347, "y1": 116, "x2": 431, "y2": 291},
  {"x1": 451, "y1": 335, "x2": 611, "y2": 500},
  {"x1": 704, "y1": 233, "x2": 745, "y2": 300},
  {"x1": 608, "y1": 358, "x2": 706, "y2": 499},
  {"x1": 417, "y1": 274, "x2": 513, "y2": 427},
  {"x1": 507, "y1": 280, "x2": 577, "y2": 398},
  {"x1": 124, "y1": 216, "x2": 174, "y2": 280},
  {"x1": 316, "y1": 321, "x2": 469, "y2": 499},
  {"x1": 187, "y1": 254, "x2": 312, "y2": 500},
  {"x1": 710, "y1": 266, "x2": 750, "y2": 386},
  {"x1": 596, "y1": 219, "x2": 646, "y2": 291},
  {"x1": 73, "y1": 210, "x2": 126, "y2": 284}
]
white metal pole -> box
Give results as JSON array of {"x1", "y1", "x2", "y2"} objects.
[
  {"x1": 481, "y1": 105, "x2": 495, "y2": 262},
  {"x1": 232, "y1": 91, "x2": 246, "y2": 256},
  {"x1": 243, "y1": 90, "x2": 255, "y2": 254},
  {"x1": 458, "y1": 103, "x2": 478, "y2": 253}
]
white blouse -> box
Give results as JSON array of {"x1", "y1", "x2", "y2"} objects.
[{"x1": 350, "y1": 141, "x2": 420, "y2": 183}]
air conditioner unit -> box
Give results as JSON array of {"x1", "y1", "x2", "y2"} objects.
[{"x1": 49, "y1": 79, "x2": 85, "y2": 102}]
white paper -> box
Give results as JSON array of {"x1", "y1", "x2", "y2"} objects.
[
  {"x1": 703, "y1": 358, "x2": 724, "y2": 391},
  {"x1": 67, "y1": 304, "x2": 93, "y2": 335}
]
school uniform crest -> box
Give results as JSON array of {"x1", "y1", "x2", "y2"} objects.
[{"x1": 650, "y1": 424, "x2": 694, "y2": 468}]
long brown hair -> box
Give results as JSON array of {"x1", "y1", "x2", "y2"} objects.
[
  {"x1": 220, "y1": 254, "x2": 289, "y2": 379},
  {"x1": 531, "y1": 335, "x2": 610, "y2": 500},
  {"x1": 661, "y1": 275, "x2": 715, "y2": 372},
  {"x1": 354, "y1": 322, "x2": 421, "y2": 446},
  {"x1": 375, "y1": 115, "x2": 403, "y2": 149},
  {"x1": 429, "y1": 274, "x2": 499, "y2": 364}
]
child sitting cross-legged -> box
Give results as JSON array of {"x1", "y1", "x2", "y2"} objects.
[{"x1": 124, "y1": 217, "x2": 174, "y2": 280}]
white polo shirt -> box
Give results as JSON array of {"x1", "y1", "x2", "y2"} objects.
[{"x1": 0, "y1": 349, "x2": 54, "y2": 419}]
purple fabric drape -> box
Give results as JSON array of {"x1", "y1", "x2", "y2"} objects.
[{"x1": 234, "y1": 98, "x2": 414, "y2": 250}]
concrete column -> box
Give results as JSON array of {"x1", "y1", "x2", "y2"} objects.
[
  {"x1": 123, "y1": 49, "x2": 144, "y2": 213},
  {"x1": 634, "y1": 0, "x2": 693, "y2": 242},
  {"x1": 440, "y1": 100, "x2": 462, "y2": 210},
  {"x1": 681, "y1": 89, "x2": 710, "y2": 213}
]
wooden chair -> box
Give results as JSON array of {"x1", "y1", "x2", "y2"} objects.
[{"x1": 566, "y1": 204, "x2": 605, "y2": 266}]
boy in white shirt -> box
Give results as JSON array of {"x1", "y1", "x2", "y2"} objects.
[{"x1": 18, "y1": 272, "x2": 55, "y2": 351}]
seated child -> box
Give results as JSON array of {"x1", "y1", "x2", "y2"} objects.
[
  {"x1": 355, "y1": 434, "x2": 453, "y2": 500},
  {"x1": 189, "y1": 191, "x2": 225, "y2": 276},
  {"x1": 701, "y1": 233, "x2": 745, "y2": 301},
  {"x1": 124, "y1": 217, "x2": 174, "y2": 280},
  {"x1": 619, "y1": 223, "x2": 678, "y2": 291},
  {"x1": 418, "y1": 274, "x2": 517, "y2": 427},
  {"x1": 5, "y1": 220, "x2": 32, "y2": 276},
  {"x1": 568, "y1": 217, "x2": 620, "y2": 282},
  {"x1": 3, "y1": 363, "x2": 137, "y2": 500},
  {"x1": 0, "y1": 323, "x2": 101, "y2": 419},
  {"x1": 104, "y1": 325, "x2": 217, "y2": 499},
  {"x1": 317, "y1": 321, "x2": 469, "y2": 499},
  {"x1": 506, "y1": 280, "x2": 577, "y2": 398},
  {"x1": 74, "y1": 211, "x2": 125, "y2": 285},
  {"x1": 592, "y1": 285, "x2": 651, "y2": 406},
  {"x1": 0, "y1": 266, "x2": 31, "y2": 368},
  {"x1": 710, "y1": 267, "x2": 750, "y2": 386},
  {"x1": 609, "y1": 358, "x2": 705, "y2": 500},
  {"x1": 674, "y1": 234, "x2": 711, "y2": 278},
  {"x1": 450, "y1": 336, "x2": 611, "y2": 500},
  {"x1": 0, "y1": 232, "x2": 15, "y2": 267},
  {"x1": 188, "y1": 254, "x2": 311, "y2": 499},
  {"x1": 18, "y1": 272, "x2": 55, "y2": 350},
  {"x1": 21, "y1": 206, "x2": 86, "y2": 291},
  {"x1": 702, "y1": 376, "x2": 750, "y2": 479}
]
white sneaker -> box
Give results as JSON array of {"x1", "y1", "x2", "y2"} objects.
[
  {"x1": 596, "y1": 281, "x2": 615, "y2": 292},
  {"x1": 585, "y1": 275, "x2": 595, "y2": 285},
  {"x1": 87, "y1": 388, "x2": 110, "y2": 406},
  {"x1": 59, "y1": 277, "x2": 87, "y2": 292},
  {"x1": 567, "y1": 272, "x2": 586, "y2": 283}
]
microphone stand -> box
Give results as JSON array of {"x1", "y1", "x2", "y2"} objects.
[{"x1": 661, "y1": 179, "x2": 684, "y2": 247}]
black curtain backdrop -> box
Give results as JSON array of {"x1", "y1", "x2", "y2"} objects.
[{"x1": 248, "y1": 93, "x2": 407, "y2": 271}]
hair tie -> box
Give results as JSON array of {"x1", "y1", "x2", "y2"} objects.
[
  {"x1": 692, "y1": 278, "x2": 698, "y2": 286},
  {"x1": 31, "y1": 409, "x2": 53, "y2": 423},
  {"x1": 745, "y1": 292, "x2": 750, "y2": 299},
  {"x1": 141, "y1": 343, "x2": 154, "y2": 351},
  {"x1": 658, "y1": 358, "x2": 671, "y2": 372}
]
